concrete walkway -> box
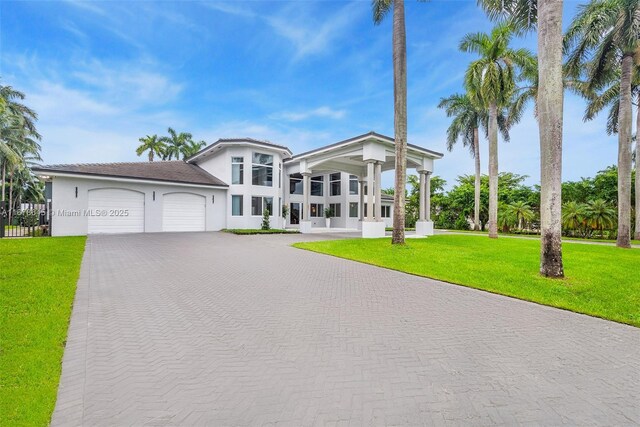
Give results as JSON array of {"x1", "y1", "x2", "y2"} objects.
[{"x1": 53, "y1": 232, "x2": 640, "y2": 426}]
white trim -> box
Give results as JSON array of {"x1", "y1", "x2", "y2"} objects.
[
  {"x1": 34, "y1": 171, "x2": 228, "y2": 190},
  {"x1": 188, "y1": 141, "x2": 292, "y2": 163}
]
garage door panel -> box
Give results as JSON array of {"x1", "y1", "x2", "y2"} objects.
[
  {"x1": 162, "y1": 193, "x2": 206, "y2": 232},
  {"x1": 88, "y1": 189, "x2": 145, "y2": 234}
]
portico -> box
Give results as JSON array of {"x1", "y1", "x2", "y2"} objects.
[{"x1": 283, "y1": 132, "x2": 442, "y2": 238}]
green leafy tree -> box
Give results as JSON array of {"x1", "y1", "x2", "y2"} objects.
[
  {"x1": 182, "y1": 140, "x2": 206, "y2": 159},
  {"x1": 585, "y1": 199, "x2": 616, "y2": 238},
  {"x1": 438, "y1": 93, "x2": 510, "y2": 230},
  {"x1": 261, "y1": 209, "x2": 271, "y2": 230},
  {"x1": 160, "y1": 127, "x2": 193, "y2": 160},
  {"x1": 505, "y1": 200, "x2": 535, "y2": 230},
  {"x1": 136, "y1": 135, "x2": 166, "y2": 162},
  {"x1": 565, "y1": 0, "x2": 640, "y2": 247},
  {"x1": 562, "y1": 201, "x2": 588, "y2": 237},
  {"x1": 461, "y1": 23, "x2": 533, "y2": 239}
]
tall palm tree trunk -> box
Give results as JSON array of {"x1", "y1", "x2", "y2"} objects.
[
  {"x1": 635, "y1": 92, "x2": 640, "y2": 240},
  {"x1": 616, "y1": 53, "x2": 633, "y2": 248},
  {"x1": 473, "y1": 127, "x2": 481, "y2": 231},
  {"x1": 8, "y1": 170, "x2": 13, "y2": 224},
  {"x1": 391, "y1": 0, "x2": 407, "y2": 245},
  {"x1": 538, "y1": 0, "x2": 565, "y2": 277},
  {"x1": 488, "y1": 102, "x2": 498, "y2": 238},
  {"x1": 1, "y1": 161, "x2": 5, "y2": 203}
]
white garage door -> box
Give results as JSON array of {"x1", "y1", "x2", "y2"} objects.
[
  {"x1": 162, "y1": 192, "x2": 206, "y2": 232},
  {"x1": 88, "y1": 188, "x2": 145, "y2": 234}
]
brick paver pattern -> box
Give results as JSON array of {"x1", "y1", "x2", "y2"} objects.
[{"x1": 52, "y1": 233, "x2": 640, "y2": 426}]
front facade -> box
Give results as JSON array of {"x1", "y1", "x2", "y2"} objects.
[{"x1": 34, "y1": 132, "x2": 442, "y2": 237}]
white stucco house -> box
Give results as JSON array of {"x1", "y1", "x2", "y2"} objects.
[{"x1": 33, "y1": 132, "x2": 442, "y2": 238}]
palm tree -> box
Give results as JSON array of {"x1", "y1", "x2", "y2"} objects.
[
  {"x1": 506, "y1": 200, "x2": 535, "y2": 230},
  {"x1": 585, "y1": 199, "x2": 616, "y2": 238},
  {"x1": 565, "y1": 0, "x2": 640, "y2": 248},
  {"x1": 160, "y1": 127, "x2": 193, "y2": 161},
  {"x1": 181, "y1": 140, "x2": 206, "y2": 159},
  {"x1": 460, "y1": 23, "x2": 533, "y2": 239},
  {"x1": 136, "y1": 135, "x2": 166, "y2": 162},
  {"x1": 0, "y1": 85, "x2": 41, "y2": 206},
  {"x1": 373, "y1": 0, "x2": 409, "y2": 244},
  {"x1": 479, "y1": 0, "x2": 566, "y2": 278},
  {"x1": 562, "y1": 201, "x2": 587, "y2": 235},
  {"x1": 438, "y1": 93, "x2": 510, "y2": 231},
  {"x1": 579, "y1": 65, "x2": 640, "y2": 240}
]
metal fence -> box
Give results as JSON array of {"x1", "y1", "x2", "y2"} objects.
[{"x1": 0, "y1": 201, "x2": 51, "y2": 238}]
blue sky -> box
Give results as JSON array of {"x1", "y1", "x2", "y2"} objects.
[{"x1": 1, "y1": 0, "x2": 624, "y2": 189}]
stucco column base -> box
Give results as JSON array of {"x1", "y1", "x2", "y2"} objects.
[
  {"x1": 415, "y1": 220, "x2": 434, "y2": 236},
  {"x1": 361, "y1": 221, "x2": 385, "y2": 238},
  {"x1": 300, "y1": 221, "x2": 313, "y2": 234}
]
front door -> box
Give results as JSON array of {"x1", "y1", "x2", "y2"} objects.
[{"x1": 290, "y1": 203, "x2": 300, "y2": 225}]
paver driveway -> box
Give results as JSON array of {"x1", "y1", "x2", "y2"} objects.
[{"x1": 53, "y1": 232, "x2": 639, "y2": 426}]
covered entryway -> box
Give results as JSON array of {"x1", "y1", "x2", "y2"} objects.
[
  {"x1": 162, "y1": 192, "x2": 206, "y2": 232},
  {"x1": 87, "y1": 188, "x2": 145, "y2": 234}
]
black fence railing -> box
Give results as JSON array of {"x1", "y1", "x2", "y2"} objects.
[{"x1": 0, "y1": 201, "x2": 51, "y2": 238}]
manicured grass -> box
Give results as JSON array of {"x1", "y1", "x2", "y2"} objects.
[
  {"x1": 442, "y1": 228, "x2": 640, "y2": 245},
  {"x1": 0, "y1": 237, "x2": 87, "y2": 426},
  {"x1": 294, "y1": 235, "x2": 640, "y2": 327},
  {"x1": 223, "y1": 228, "x2": 300, "y2": 235}
]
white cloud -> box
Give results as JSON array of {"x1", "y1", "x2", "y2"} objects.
[{"x1": 270, "y1": 106, "x2": 347, "y2": 122}]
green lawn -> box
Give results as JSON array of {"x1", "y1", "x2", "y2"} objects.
[
  {"x1": 441, "y1": 228, "x2": 640, "y2": 245},
  {"x1": 0, "y1": 237, "x2": 86, "y2": 426},
  {"x1": 294, "y1": 235, "x2": 640, "y2": 327}
]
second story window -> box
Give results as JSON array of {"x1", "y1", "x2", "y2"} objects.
[
  {"x1": 289, "y1": 173, "x2": 303, "y2": 194},
  {"x1": 232, "y1": 157, "x2": 244, "y2": 185},
  {"x1": 252, "y1": 152, "x2": 273, "y2": 187},
  {"x1": 330, "y1": 173, "x2": 341, "y2": 196},
  {"x1": 311, "y1": 176, "x2": 324, "y2": 196},
  {"x1": 349, "y1": 175, "x2": 358, "y2": 195}
]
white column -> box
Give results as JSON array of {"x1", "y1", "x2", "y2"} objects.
[
  {"x1": 425, "y1": 172, "x2": 432, "y2": 222},
  {"x1": 419, "y1": 171, "x2": 426, "y2": 221},
  {"x1": 359, "y1": 179, "x2": 365, "y2": 221},
  {"x1": 366, "y1": 162, "x2": 374, "y2": 222},
  {"x1": 374, "y1": 162, "x2": 382, "y2": 221},
  {"x1": 302, "y1": 173, "x2": 310, "y2": 219}
]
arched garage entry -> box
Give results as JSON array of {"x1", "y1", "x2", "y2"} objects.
[
  {"x1": 162, "y1": 192, "x2": 206, "y2": 232},
  {"x1": 88, "y1": 188, "x2": 145, "y2": 234}
]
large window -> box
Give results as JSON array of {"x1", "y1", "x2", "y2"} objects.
[
  {"x1": 381, "y1": 205, "x2": 391, "y2": 218},
  {"x1": 231, "y1": 157, "x2": 244, "y2": 185},
  {"x1": 232, "y1": 195, "x2": 243, "y2": 216},
  {"x1": 311, "y1": 175, "x2": 324, "y2": 196},
  {"x1": 329, "y1": 203, "x2": 341, "y2": 217},
  {"x1": 289, "y1": 173, "x2": 303, "y2": 194},
  {"x1": 310, "y1": 203, "x2": 324, "y2": 217},
  {"x1": 349, "y1": 175, "x2": 358, "y2": 195},
  {"x1": 252, "y1": 152, "x2": 273, "y2": 187},
  {"x1": 330, "y1": 173, "x2": 341, "y2": 196},
  {"x1": 251, "y1": 196, "x2": 274, "y2": 216},
  {"x1": 349, "y1": 202, "x2": 358, "y2": 218}
]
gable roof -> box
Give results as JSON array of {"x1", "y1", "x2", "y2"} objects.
[
  {"x1": 32, "y1": 161, "x2": 228, "y2": 187},
  {"x1": 288, "y1": 131, "x2": 443, "y2": 161},
  {"x1": 186, "y1": 137, "x2": 292, "y2": 163}
]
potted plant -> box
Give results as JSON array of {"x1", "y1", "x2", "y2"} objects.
[
  {"x1": 324, "y1": 207, "x2": 333, "y2": 229},
  {"x1": 282, "y1": 205, "x2": 289, "y2": 228}
]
